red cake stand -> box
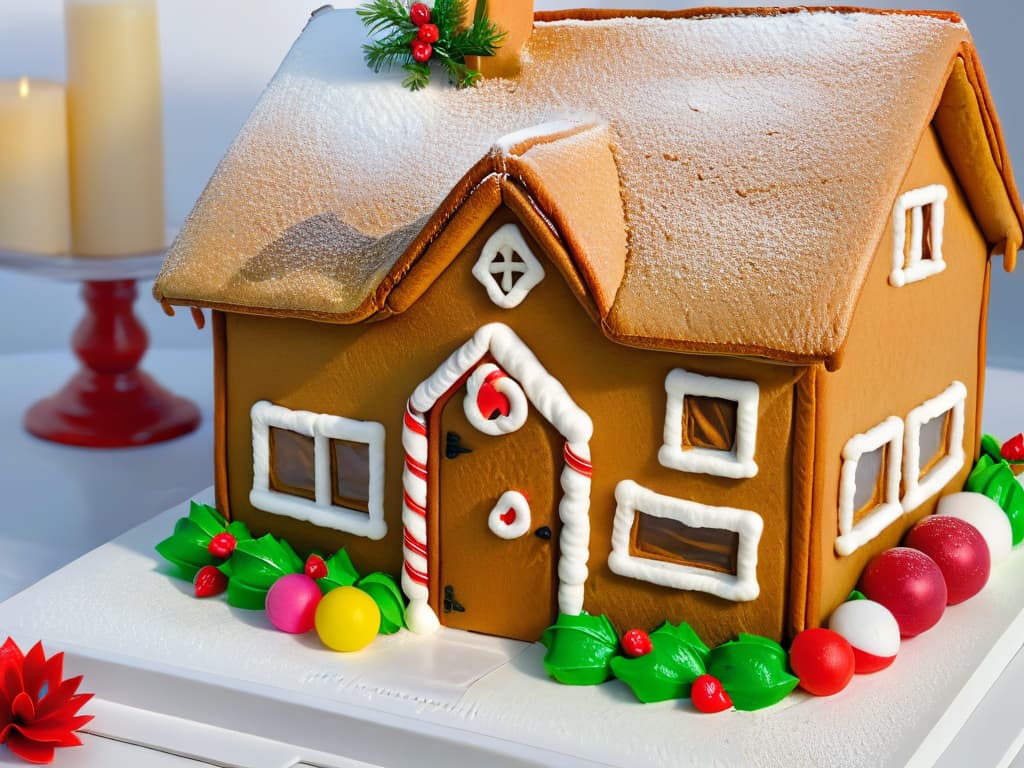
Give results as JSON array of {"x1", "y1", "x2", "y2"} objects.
[{"x1": 0, "y1": 245, "x2": 200, "y2": 448}]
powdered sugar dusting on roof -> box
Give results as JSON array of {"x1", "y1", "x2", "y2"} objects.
[{"x1": 157, "y1": 8, "x2": 969, "y2": 357}]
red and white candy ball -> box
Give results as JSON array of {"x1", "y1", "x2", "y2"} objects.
[
  {"x1": 265, "y1": 573, "x2": 323, "y2": 634},
  {"x1": 904, "y1": 515, "x2": 990, "y2": 605},
  {"x1": 828, "y1": 598, "x2": 900, "y2": 673},
  {"x1": 936, "y1": 492, "x2": 1012, "y2": 564},
  {"x1": 858, "y1": 547, "x2": 946, "y2": 638}
]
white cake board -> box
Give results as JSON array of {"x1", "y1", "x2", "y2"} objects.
[{"x1": 2, "y1": 489, "x2": 1024, "y2": 768}]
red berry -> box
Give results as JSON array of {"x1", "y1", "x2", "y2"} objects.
[
  {"x1": 417, "y1": 23, "x2": 439, "y2": 43},
  {"x1": 409, "y1": 2, "x2": 430, "y2": 26},
  {"x1": 410, "y1": 40, "x2": 433, "y2": 63},
  {"x1": 620, "y1": 628, "x2": 653, "y2": 657},
  {"x1": 305, "y1": 554, "x2": 328, "y2": 580},
  {"x1": 1002, "y1": 433, "x2": 1024, "y2": 461},
  {"x1": 691, "y1": 674, "x2": 732, "y2": 713},
  {"x1": 208, "y1": 532, "x2": 237, "y2": 558},
  {"x1": 194, "y1": 565, "x2": 228, "y2": 598},
  {"x1": 789, "y1": 628, "x2": 855, "y2": 696}
]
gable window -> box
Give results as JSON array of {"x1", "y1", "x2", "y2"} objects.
[
  {"x1": 659, "y1": 369, "x2": 759, "y2": 479},
  {"x1": 902, "y1": 381, "x2": 967, "y2": 512},
  {"x1": 889, "y1": 184, "x2": 947, "y2": 287},
  {"x1": 251, "y1": 400, "x2": 386, "y2": 539},
  {"x1": 609, "y1": 480, "x2": 763, "y2": 601},
  {"x1": 472, "y1": 223, "x2": 545, "y2": 308},
  {"x1": 835, "y1": 416, "x2": 903, "y2": 557}
]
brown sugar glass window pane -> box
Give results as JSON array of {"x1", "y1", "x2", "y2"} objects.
[
  {"x1": 332, "y1": 439, "x2": 370, "y2": 513},
  {"x1": 682, "y1": 396, "x2": 738, "y2": 452},
  {"x1": 918, "y1": 411, "x2": 951, "y2": 479},
  {"x1": 851, "y1": 445, "x2": 886, "y2": 524},
  {"x1": 921, "y1": 204, "x2": 933, "y2": 261},
  {"x1": 269, "y1": 427, "x2": 316, "y2": 500},
  {"x1": 633, "y1": 512, "x2": 739, "y2": 575}
]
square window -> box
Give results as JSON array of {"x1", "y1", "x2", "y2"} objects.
[
  {"x1": 890, "y1": 184, "x2": 947, "y2": 287},
  {"x1": 609, "y1": 480, "x2": 763, "y2": 602},
  {"x1": 659, "y1": 369, "x2": 759, "y2": 479},
  {"x1": 835, "y1": 416, "x2": 903, "y2": 557},
  {"x1": 251, "y1": 401, "x2": 386, "y2": 539},
  {"x1": 902, "y1": 381, "x2": 967, "y2": 512}
]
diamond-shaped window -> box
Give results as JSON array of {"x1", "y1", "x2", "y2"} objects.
[{"x1": 472, "y1": 223, "x2": 545, "y2": 308}]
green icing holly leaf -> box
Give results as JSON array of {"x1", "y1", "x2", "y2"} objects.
[
  {"x1": 155, "y1": 502, "x2": 252, "y2": 581},
  {"x1": 609, "y1": 621, "x2": 709, "y2": 703},
  {"x1": 356, "y1": 572, "x2": 406, "y2": 634},
  {"x1": 981, "y1": 434, "x2": 1004, "y2": 463},
  {"x1": 707, "y1": 633, "x2": 799, "y2": 711},
  {"x1": 847, "y1": 590, "x2": 866, "y2": 602},
  {"x1": 540, "y1": 612, "x2": 619, "y2": 686},
  {"x1": 317, "y1": 549, "x2": 360, "y2": 591},
  {"x1": 966, "y1": 454, "x2": 1024, "y2": 545},
  {"x1": 221, "y1": 534, "x2": 304, "y2": 610}
]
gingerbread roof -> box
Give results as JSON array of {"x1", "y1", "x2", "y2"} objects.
[{"x1": 154, "y1": 6, "x2": 1023, "y2": 369}]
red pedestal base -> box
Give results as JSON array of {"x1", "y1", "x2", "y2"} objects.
[{"x1": 24, "y1": 280, "x2": 201, "y2": 448}]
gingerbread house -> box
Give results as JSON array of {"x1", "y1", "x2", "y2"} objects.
[{"x1": 154, "y1": 5, "x2": 1023, "y2": 646}]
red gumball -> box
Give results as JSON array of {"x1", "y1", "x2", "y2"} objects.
[
  {"x1": 859, "y1": 547, "x2": 947, "y2": 638},
  {"x1": 904, "y1": 516, "x2": 990, "y2": 605},
  {"x1": 789, "y1": 628, "x2": 855, "y2": 696},
  {"x1": 691, "y1": 674, "x2": 732, "y2": 713}
]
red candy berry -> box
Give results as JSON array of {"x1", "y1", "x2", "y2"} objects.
[
  {"x1": 789, "y1": 628, "x2": 855, "y2": 696},
  {"x1": 621, "y1": 628, "x2": 653, "y2": 657},
  {"x1": 691, "y1": 674, "x2": 732, "y2": 713},
  {"x1": 305, "y1": 554, "x2": 328, "y2": 580},
  {"x1": 409, "y1": 2, "x2": 430, "y2": 26},
  {"x1": 410, "y1": 40, "x2": 433, "y2": 62},
  {"x1": 417, "y1": 23, "x2": 439, "y2": 43},
  {"x1": 859, "y1": 547, "x2": 947, "y2": 638},
  {"x1": 208, "y1": 532, "x2": 237, "y2": 558},
  {"x1": 904, "y1": 516, "x2": 990, "y2": 605},
  {"x1": 1002, "y1": 433, "x2": 1024, "y2": 461},
  {"x1": 194, "y1": 565, "x2": 228, "y2": 598}
]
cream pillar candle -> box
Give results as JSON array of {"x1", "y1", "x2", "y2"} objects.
[
  {"x1": 65, "y1": 0, "x2": 165, "y2": 257},
  {"x1": 0, "y1": 78, "x2": 72, "y2": 255}
]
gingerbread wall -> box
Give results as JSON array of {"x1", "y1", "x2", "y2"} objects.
[
  {"x1": 810, "y1": 124, "x2": 990, "y2": 625},
  {"x1": 218, "y1": 207, "x2": 807, "y2": 646}
]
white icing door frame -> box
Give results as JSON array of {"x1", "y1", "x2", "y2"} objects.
[{"x1": 400, "y1": 323, "x2": 594, "y2": 634}]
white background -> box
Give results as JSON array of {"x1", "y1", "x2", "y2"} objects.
[{"x1": 0, "y1": 0, "x2": 1021, "y2": 366}]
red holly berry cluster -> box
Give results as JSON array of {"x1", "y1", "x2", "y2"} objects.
[{"x1": 409, "y1": 3, "x2": 440, "y2": 63}]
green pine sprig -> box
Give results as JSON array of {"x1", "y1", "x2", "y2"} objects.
[{"x1": 358, "y1": 0, "x2": 507, "y2": 91}]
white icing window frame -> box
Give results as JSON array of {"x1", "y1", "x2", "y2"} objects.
[
  {"x1": 608, "y1": 480, "x2": 763, "y2": 602},
  {"x1": 890, "y1": 184, "x2": 947, "y2": 288},
  {"x1": 835, "y1": 416, "x2": 904, "y2": 557},
  {"x1": 658, "y1": 369, "x2": 759, "y2": 479},
  {"x1": 472, "y1": 222, "x2": 545, "y2": 309},
  {"x1": 901, "y1": 381, "x2": 967, "y2": 513},
  {"x1": 250, "y1": 400, "x2": 387, "y2": 540}
]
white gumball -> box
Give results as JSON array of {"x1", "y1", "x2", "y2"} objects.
[
  {"x1": 828, "y1": 598, "x2": 900, "y2": 674},
  {"x1": 936, "y1": 492, "x2": 1013, "y2": 563}
]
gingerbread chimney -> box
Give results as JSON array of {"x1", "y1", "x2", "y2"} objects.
[{"x1": 465, "y1": 0, "x2": 534, "y2": 78}]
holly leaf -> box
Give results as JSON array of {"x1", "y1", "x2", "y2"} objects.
[
  {"x1": 155, "y1": 502, "x2": 252, "y2": 581},
  {"x1": 609, "y1": 621, "x2": 708, "y2": 703},
  {"x1": 356, "y1": 573, "x2": 406, "y2": 634},
  {"x1": 980, "y1": 433, "x2": 1004, "y2": 463},
  {"x1": 966, "y1": 454, "x2": 1024, "y2": 544},
  {"x1": 317, "y1": 550, "x2": 360, "y2": 591},
  {"x1": 540, "y1": 612, "x2": 619, "y2": 686},
  {"x1": 707, "y1": 633, "x2": 799, "y2": 711},
  {"x1": 221, "y1": 535, "x2": 304, "y2": 609}
]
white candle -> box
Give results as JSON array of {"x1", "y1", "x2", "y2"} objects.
[
  {"x1": 65, "y1": 0, "x2": 165, "y2": 257},
  {"x1": 0, "y1": 78, "x2": 72, "y2": 255}
]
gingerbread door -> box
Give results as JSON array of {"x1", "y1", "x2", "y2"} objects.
[{"x1": 433, "y1": 363, "x2": 563, "y2": 641}]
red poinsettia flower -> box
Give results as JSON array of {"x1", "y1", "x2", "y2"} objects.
[{"x1": 0, "y1": 638, "x2": 93, "y2": 764}]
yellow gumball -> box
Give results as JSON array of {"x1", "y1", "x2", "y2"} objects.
[{"x1": 314, "y1": 586, "x2": 381, "y2": 652}]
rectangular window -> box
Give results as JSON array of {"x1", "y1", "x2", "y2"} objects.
[
  {"x1": 609, "y1": 480, "x2": 763, "y2": 602},
  {"x1": 251, "y1": 401, "x2": 386, "y2": 539},
  {"x1": 835, "y1": 416, "x2": 904, "y2": 557},
  {"x1": 902, "y1": 381, "x2": 967, "y2": 512},
  {"x1": 890, "y1": 184, "x2": 947, "y2": 287}
]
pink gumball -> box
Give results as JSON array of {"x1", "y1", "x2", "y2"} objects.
[
  {"x1": 266, "y1": 573, "x2": 323, "y2": 633},
  {"x1": 904, "y1": 516, "x2": 990, "y2": 605},
  {"x1": 858, "y1": 547, "x2": 946, "y2": 638}
]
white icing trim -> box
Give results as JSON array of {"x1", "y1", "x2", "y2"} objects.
[
  {"x1": 658, "y1": 369, "x2": 759, "y2": 479},
  {"x1": 488, "y1": 490, "x2": 532, "y2": 540},
  {"x1": 890, "y1": 184, "x2": 947, "y2": 287},
  {"x1": 402, "y1": 323, "x2": 593, "y2": 634},
  {"x1": 463, "y1": 363, "x2": 529, "y2": 436},
  {"x1": 835, "y1": 416, "x2": 904, "y2": 557},
  {"x1": 902, "y1": 381, "x2": 967, "y2": 513},
  {"x1": 472, "y1": 223, "x2": 545, "y2": 309},
  {"x1": 608, "y1": 480, "x2": 763, "y2": 601},
  {"x1": 250, "y1": 401, "x2": 387, "y2": 540}
]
